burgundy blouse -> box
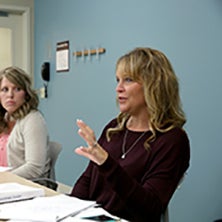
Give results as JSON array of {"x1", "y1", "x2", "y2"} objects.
[{"x1": 71, "y1": 119, "x2": 190, "y2": 222}]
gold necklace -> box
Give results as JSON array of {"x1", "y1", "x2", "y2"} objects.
[{"x1": 121, "y1": 129, "x2": 147, "y2": 159}]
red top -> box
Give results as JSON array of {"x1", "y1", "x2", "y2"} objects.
[
  {"x1": 0, "y1": 133, "x2": 10, "y2": 166},
  {"x1": 71, "y1": 119, "x2": 190, "y2": 222}
]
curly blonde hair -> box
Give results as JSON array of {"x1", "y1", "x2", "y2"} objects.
[
  {"x1": 0, "y1": 66, "x2": 39, "y2": 133},
  {"x1": 107, "y1": 47, "x2": 186, "y2": 149}
]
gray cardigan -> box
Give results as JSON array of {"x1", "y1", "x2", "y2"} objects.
[{"x1": 7, "y1": 110, "x2": 50, "y2": 179}]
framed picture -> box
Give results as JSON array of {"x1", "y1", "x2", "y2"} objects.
[{"x1": 56, "y1": 41, "x2": 69, "y2": 72}]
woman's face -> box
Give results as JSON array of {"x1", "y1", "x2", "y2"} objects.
[
  {"x1": 116, "y1": 66, "x2": 146, "y2": 115},
  {"x1": 0, "y1": 76, "x2": 26, "y2": 114}
]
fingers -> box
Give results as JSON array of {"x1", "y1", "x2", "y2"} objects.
[
  {"x1": 75, "y1": 146, "x2": 92, "y2": 158},
  {"x1": 75, "y1": 119, "x2": 109, "y2": 165},
  {"x1": 74, "y1": 145, "x2": 108, "y2": 165},
  {"x1": 76, "y1": 119, "x2": 97, "y2": 147},
  {"x1": 92, "y1": 141, "x2": 98, "y2": 148},
  {"x1": 75, "y1": 145, "x2": 99, "y2": 163}
]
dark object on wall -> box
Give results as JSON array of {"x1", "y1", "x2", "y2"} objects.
[
  {"x1": 214, "y1": 220, "x2": 222, "y2": 222},
  {"x1": 41, "y1": 62, "x2": 50, "y2": 82},
  {"x1": 0, "y1": 11, "x2": 8, "y2": 17}
]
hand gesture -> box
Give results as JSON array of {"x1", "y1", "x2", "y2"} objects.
[{"x1": 75, "y1": 119, "x2": 108, "y2": 165}]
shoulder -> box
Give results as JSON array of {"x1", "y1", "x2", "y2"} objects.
[
  {"x1": 161, "y1": 127, "x2": 189, "y2": 141},
  {"x1": 25, "y1": 110, "x2": 45, "y2": 120},
  {"x1": 98, "y1": 118, "x2": 118, "y2": 139},
  {"x1": 154, "y1": 127, "x2": 190, "y2": 152},
  {"x1": 160, "y1": 128, "x2": 190, "y2": 157},
  {"x1": 18, "y1": 110, "x2": 46, "y2": 125},
  {"x1": 102, "y1": 118, "x2": 118, "y2": 131}
]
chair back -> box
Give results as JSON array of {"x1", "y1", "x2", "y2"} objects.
[
  {"x1": 49, "y1": 141, "x2": 62, "y2": 180},
  {"x1": 161, "y1": 174, "x2": 186, "y2": 222},
  {"x1": 161, "y1": 206, "x2": 169, "y2": 222}
]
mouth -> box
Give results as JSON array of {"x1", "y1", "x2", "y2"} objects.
[
  {"x1": 6, "y1": 101, "x2": 15, "y2": 106},
  {"x1": 118, "y1": 96, "x2": 127, "y2": 103}
]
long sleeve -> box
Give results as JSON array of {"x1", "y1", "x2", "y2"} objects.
[
  {"x1": 71, "y1": 119, "x2": 190, "y2": 222},
  {"x1": 7, "y1": 110, "x2": 50, "y2": 179}
]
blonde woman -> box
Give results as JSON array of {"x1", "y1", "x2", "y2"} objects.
[
  {"x1": 70, "y1": 48, "x2": 190, "y2": 222},
  {"x1": 0, "y1": 66, "x2": 50, "y2": 179},
  {"x1": 71, "y1": 48, "x2": 190, "y2": 222}
]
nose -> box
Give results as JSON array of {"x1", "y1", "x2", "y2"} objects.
[
  {"x1": 8, "y1": 89, "x2": 14, "y2": 98},
  {"x1": 116, "y1": 81, "x2": 124, "y2": 92}
]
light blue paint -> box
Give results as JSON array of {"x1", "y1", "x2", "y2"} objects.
[{"x1": 34, "y1": 0, "x2": 222, "y2": 221}]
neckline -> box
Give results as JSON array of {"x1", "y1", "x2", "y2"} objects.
[
  {"x1": 121, "y1": 129, "x2": 147, "y2": 159},
  {"x1": 124, "y1": 119, "x2": 150, "y2": 133}
]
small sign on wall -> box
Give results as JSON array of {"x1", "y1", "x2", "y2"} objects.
[{"x1": 56, "y1": 41, "x2": 69, "y2": 72}]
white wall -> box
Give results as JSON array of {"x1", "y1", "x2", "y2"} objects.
[{"x1": 0, "y1": 0, "x2": 34, "y2": 74}]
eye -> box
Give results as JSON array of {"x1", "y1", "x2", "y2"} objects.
[
  {"x1": 116, "y1": 77, "x2": 120, "y2": 83},
  {"x1": 124, "y1": 77, "x2": 133, "y2": 82},
  {"x1": 14, "y1": 87, "x2": 22, "y2": 92},
  {"x1": 1, "y1": 87, "x2": 8, "y2": 92}
]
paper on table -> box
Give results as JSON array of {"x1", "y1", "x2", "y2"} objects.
[
  {"x1": 69, "y1": 207, "x2": 122, "y2": 221},
  {"x1": 0, "y1": 182, "x2": 45, "y2": 203},
  {"x1": 0, "y1": 166, "x2": 12, "y2": 172},
  {"x1": 65, "y1": 207, "x2": 129, "y2": 222},
  {"x1": 0, "y1": 194, "x2": 96, "y2": 222}
]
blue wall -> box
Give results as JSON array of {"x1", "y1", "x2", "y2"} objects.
[{"x1": 34, "y1": 1, "x2": 222, "y2": 221}]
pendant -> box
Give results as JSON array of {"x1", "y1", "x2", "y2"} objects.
[{"x1": 121, "y1": 154, "x2": 125, "y2": 159}]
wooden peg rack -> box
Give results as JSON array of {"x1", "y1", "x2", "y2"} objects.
[{"x1": 73, "y1": 47, "x2": 106, "y2": 57}]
